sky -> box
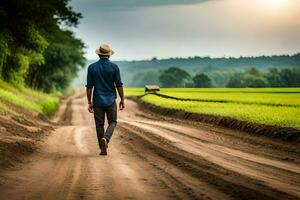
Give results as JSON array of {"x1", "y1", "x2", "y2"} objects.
[{"x1": 70, "y1": 0, "x2": 300, "y2": 60}]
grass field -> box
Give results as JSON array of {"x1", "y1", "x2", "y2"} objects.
[
  {"x1": 125, "y1": 88, "x2": 300, "y2": 129},
  {"x1": 0, "y1": 80, "x2": 60, "y2": 116},
  {"x1": 124, "y1": 88, "x2": 145, "y2": 97},
  {"x1": 157, "y1": 88, "x2": 300, "y2": 107}
]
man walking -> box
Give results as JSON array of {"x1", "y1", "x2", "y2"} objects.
[{"x1": 86, "y1": 44, "x2": 125, "y2": 156}]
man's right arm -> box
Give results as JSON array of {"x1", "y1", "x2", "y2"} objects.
[
  {"x1": 86, "y1": 66, "x2": 94, "y2": 113},
  {"x1": 86, "y1": 88, "x2": 94, "y2": 113},
  {"x1": 86, "y1": 88, "x2": 93, "y2": 104}
]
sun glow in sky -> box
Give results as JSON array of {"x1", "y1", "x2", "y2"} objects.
[
  {"x1": 70, "y1": 0, "x2": 300, "y2": 60},
  {"x1": 264, "y1": 0, "x2": 289, "y2": 8}
]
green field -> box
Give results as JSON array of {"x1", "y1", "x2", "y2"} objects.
[
  {"x1": 125, "y1": 88, "x2": 300, "y2": 129},
  {"x1": 124, "y1": 88, "x2": 145, "y2": 97},
  {"x1": 157, "y1": 88, "x2": 300, "y2": 107}
]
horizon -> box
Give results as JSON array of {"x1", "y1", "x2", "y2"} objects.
[
  {"x1": 70, "y1": 0, "x2": 300, "y2": 61},
  {"x1": 86, "y1": 52, "x2": 300, "y2": 62}
]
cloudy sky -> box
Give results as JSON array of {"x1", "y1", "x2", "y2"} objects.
[{"x1": 70, "y1": 0, "x2": 300, "y2": 60}]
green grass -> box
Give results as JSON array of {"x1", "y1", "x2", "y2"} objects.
[
  {"x1": 158, "y1": 88, "x2": 300, "y2": 93},
  {"x1": 0, "y1": 80, "x2": 60, "y2": 116},
  {"x1": 125, "y1": 88, "x2": 300, "y2": 129},
  {"x1": 124, "y1": 88, "x2": 145, "y2": 97},
  {"x1": 157, "y1": 88, "x2": 300, "y2": 107}
]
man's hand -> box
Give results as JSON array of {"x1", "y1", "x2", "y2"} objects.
[
  {"x1": 119, "y1": 100, "x2": 125, "y2": 110},
  {"x1": 117, "y1": 87, "x2": 125, "y2": 110},
  {"x1": 86, "y1": 88, "x2": 93, "y2": 113},
  {"x1": 88, "y1": 103, "x2": 94, "y2": 113}
]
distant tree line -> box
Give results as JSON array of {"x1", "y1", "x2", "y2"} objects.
[
  {"x1": 0, "y1": 0, "x2": 85, "y2": 92},
  {"x1": 130, "y1": 66, "x2": 300, "y2": 88},
  {"x1": 148, "y1": 54, "x2": 300, "y2": 69},
  {"x1": 226, "y1": 67, "x2": 300, "y2": 88},
  {"x1": 117, "y1": 54, "x2": 300, "y2": 87}
]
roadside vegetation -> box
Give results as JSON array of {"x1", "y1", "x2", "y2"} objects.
[
  {"x1": 0, "y1": 80, "x2": 60, "y2": 116},
  {"x1": 0, "y1": 0, "x2": 85, "y2": 115},
  {"x1": 125, "y1": 88, "x2": 300, "y2": 129},
  {"x1": 0, "y1": 1, "x2": 85, "y2": 170}
]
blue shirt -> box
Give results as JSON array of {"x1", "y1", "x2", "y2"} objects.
[{"x1": 85, "y1": 58, "x2": 123, "y2": 106}]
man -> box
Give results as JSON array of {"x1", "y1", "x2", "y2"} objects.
[{"x1": 86, "y1": 44, "x2": 125, "y2": 156}]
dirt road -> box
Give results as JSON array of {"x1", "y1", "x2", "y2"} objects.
[{"x1": 0, "y1": 91, "x2": 299, "y2": 200}]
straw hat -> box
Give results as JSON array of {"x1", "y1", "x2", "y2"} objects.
[{"x1": 95, "y1": 44, "x2": 114, "y2": 56}]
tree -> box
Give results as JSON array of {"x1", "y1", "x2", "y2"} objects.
[
  {"x1": 279, "y1": 68, "x2": 300, "y2": 87},
  {"x1": 158, "y1": 73, "x2": 178, "y2": 88},
  {"x1": 246, "y1": 67, "x2": 260, "y2": 76},
  {"x1": 159, "y1": 67, "x2": 190, "y2": 87},
  {"x1": 226, "y1": 72, "x2": 243, "y2": 88},
  {"x1": 192, "y1": 73, "x2": 213, "y2": 88},
  {"x1": 210, "y1": 70, "x2": 233, "y2": 87},
  {"x1": 264, "y1": 68, "x2": 284, "y2": 87},
  {"x1": 26, "y1": 29, "x2": 85, "y2": 92},
  {"x1": 0, "y1": 0, "x2": 83, "y2": 91},
  {"x1": 130, "y1": 71, "x2": 159, "y2": 87},
  {"x1": 241, "y1": 74, "x2": 268, "y2": 88}
]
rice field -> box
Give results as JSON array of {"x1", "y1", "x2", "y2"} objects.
[
  {"x1": 124, "y1": 88, "x2": 145, "y2": 97},
  {"x1": 125, "y1": 88, "x2": 300, "y2": 129},
  {"x1": 157, "y1": 88, "x2": 300, "y2": 107}
]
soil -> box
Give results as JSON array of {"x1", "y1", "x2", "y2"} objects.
[
  {"x1": 0, "y1": 91, "x2": 299, "y2": 200},
  {"x1": 0, "y1": 100, "x2": 53, "y2": 170}
]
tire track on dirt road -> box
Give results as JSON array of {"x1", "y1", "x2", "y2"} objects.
[{"x1": 125, "y1": 120, "x2": 300, "y2": 175}]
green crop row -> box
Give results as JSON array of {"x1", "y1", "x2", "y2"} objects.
[
  {"x1": 158, "y1": 88, "x2": 300, "y2": 93},
  {"x1": 124, "y1": 88, "x2": 145, "y2": 97},
  {"x1": 141, "y1": 94, "x2": 300, "y2": 129},
  {"x1": 124, "y1": 88, "x2": 300, "y2": 129},
  {"x1": 158, "y1": 92, "x2": 300, "y2": 107}
]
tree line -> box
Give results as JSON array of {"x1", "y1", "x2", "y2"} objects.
[
  {"x1": 117, "y1": 53, "x2": 300, "y2": 87},
  {"x1": 131, "y1": 67, "x2": 300, "y2": 88},
  {"x1": 0, "y1": 0, "x2": 85, "y2": 92}
]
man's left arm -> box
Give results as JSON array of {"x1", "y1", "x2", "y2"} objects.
[
  {"x1": 114, "y1": 66, "x2": 125, "y2": 110},
  {"x1": 117, "y1": 87, "x2": 125, "y2": 110}
]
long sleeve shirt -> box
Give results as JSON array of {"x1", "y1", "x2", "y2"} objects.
[{"x1": 85, "y1": 58, "x2": 123, "y2": 106}]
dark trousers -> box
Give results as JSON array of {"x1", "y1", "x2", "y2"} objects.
[{"x1": 93, "y1": 102, "x2": 117, "y2": 150}]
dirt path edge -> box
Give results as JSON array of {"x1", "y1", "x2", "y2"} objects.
[{"x1": 130, "y1": 97, "x2": 300, "y2": 144}]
